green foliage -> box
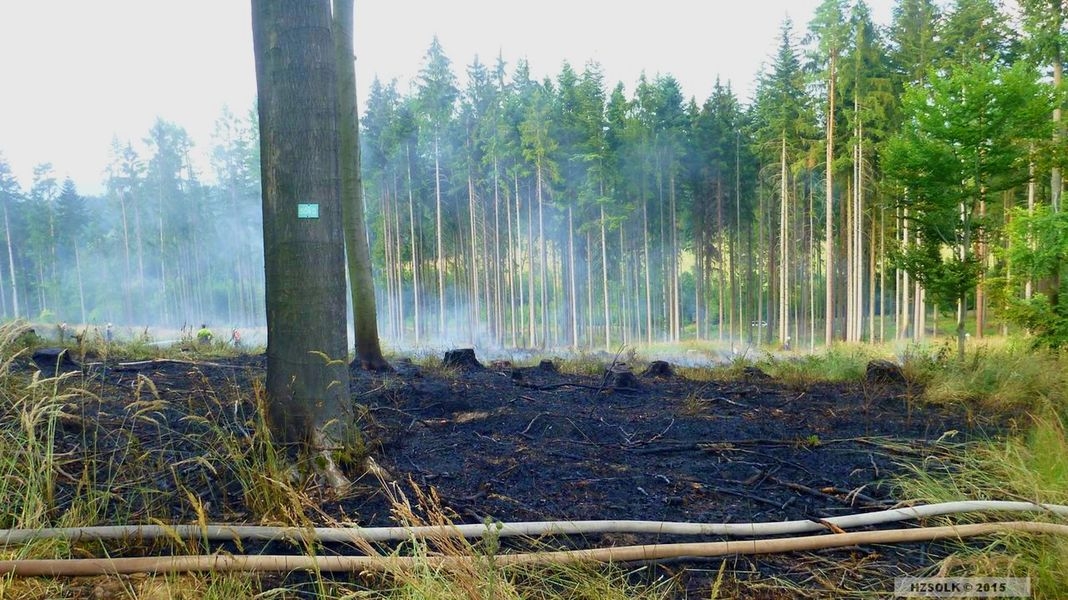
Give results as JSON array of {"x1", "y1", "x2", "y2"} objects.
[
  {"x1": 996, "y1": 206, "x2": 1068, "y2": 348},
  {"x1": 916, "y1": 341, "x2": 1068, "y2": 420},
  {"x1": 885, "y1": 59, "x2": 1053, "y2": 356},
  {"x1": 759, "y1": 343, "x2": 891, "y2": 390}
]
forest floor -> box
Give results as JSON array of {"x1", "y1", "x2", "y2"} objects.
[{"x1": 23, "y1": 347, "x2": 978, "y2": 598}]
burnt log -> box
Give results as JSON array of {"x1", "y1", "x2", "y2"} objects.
[
  {"x1": 32, "y1": 348, "x2": 81, "y2": 375},
  {"x1": 443, "y1": 348, "x2": 484, "y2": 371}
]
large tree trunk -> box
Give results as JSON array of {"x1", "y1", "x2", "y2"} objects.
[
  {"x1": 334, "y1": 0, "x2": 388, "y2": 370},
  {"x1": 252, "y1": 0, "x2": 353, "y2": 466}
]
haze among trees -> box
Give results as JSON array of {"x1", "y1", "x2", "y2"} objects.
[{"x1": 1, "y1": 0, "x2": 1065, "y2": 354}]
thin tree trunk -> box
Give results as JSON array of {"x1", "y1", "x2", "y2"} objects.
[
  {"x1": 899, "y1": 206, "x2": 910, "y2": 340},
  {"x1": 407, "y1": 145, "x2": 421, "y2": 343},
  {"x1": 74, "y1": 243, "x2": 86, "y2": 325},
  {"x1": 809, "y1": 181, "x2": 816, "y2": 350},
  {"x1": 515, "y1": 174, "x2": 527, "y2": 346},
  {"x1": 1054, "y1": 57, "x2": 1063, "y2": 213},
  {"x1": 670, "y1": 171, "x2": 680, "y2": 341},
  {"x1": 879, "y1": 206, "x2": 886, "y2": 343},
  {"x1": 779, "y1": 135, "x2": 789, "y2": 347},
  {"x1": 620, "y1": 226, "x2": 629, "y2": 345},
  {"x1": 717, "y1": 178, "x2": 725, "y2": 343},
  {"x1": 868, "y1": 203, "x2": 875, "y2": 343},
  {"x1": 468, "y1": 174, "x2": 480, "y2": 333},
  {"x1": 1026, "y1": 153, "x2": 1035, "y2": 299},
  {"x1": 568, "y1": 206, "x2": 577, "y2": 348},
  {"x1": 601, "y1": 205, "x2": 610, "y2": 351},
  {"x1": 824, "y1": 54, "x2": 836, "y2": 346},
  {"x1": 335, "y1": 0, "x2": 388, "y2": 369},
  {"x1": 735, "y1": 130, "x2": 743, "y2": 349},
  {"x1": 536, "y1": 164, "x2": 548, "y2": 348},
  {"x1": 435, "y1": 137, "x2": 445, "y2": 336},
  {"x1": 527, "y1": 185, "x2": 535, "y2": 346},
  {"x1": 643, "y1": 194, "x2": 652, "y2": 344},
  {"x1": 493, "y1": 159, "x2": 503, "y2": 345},
  {"x1": 506, "y1": 170, "x2": 517, "y2": 345},
  {"x1": 3, "y1": 204, "x2": 19, "y2": 319},
  {"x1": 586, "y1": 231, "x2": 594, "y2": 347},
  {"x1": 119, "y1": 192, "x2": 133, "y2": 322}
]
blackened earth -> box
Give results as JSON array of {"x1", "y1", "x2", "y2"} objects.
[{"x1": 26, "y1": 350, "x2": 978, "y2": 598}]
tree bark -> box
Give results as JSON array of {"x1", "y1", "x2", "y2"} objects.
[
  {"x1": 3, "y1": 203, "x2": 19, "y2": 319},
  {"x1": 334, "y1": 0, "x2": 388, "y2": 370},
  {"x1": 252, "y1": 0, "x2": 354, "y2": 463},
  {"x1": 600, "y1": 205, "x2": 610, "y2": 351},
  {"x1": 824, "y1": 54, "x2": 836, "y2": 346}
]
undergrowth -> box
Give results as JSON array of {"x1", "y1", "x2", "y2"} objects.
[{"x1": 891, "y1": 340, "x2": 1068, "y2": 600}]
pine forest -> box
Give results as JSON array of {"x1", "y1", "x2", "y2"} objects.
[{"x1": 1, "y1": 0, "x2": 1066, "y2": 356}]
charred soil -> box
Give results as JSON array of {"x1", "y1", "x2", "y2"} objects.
[{"x1": 23, "y1": 350, "x2": 976, "y2": 597}]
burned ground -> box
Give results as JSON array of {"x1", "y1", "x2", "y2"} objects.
[{"x1": 20, "y1": 349, "x2": 975, "y2": 597}]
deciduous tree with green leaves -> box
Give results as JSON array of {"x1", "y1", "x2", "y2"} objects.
[
  {"x1": 998, "y1": 205, "x2": 1068, "y2": 347},
  {"x1": 884, "y1": 60, "x2": 1052, "y2": 359}
]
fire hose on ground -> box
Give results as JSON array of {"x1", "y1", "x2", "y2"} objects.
[{"x1": 1, "y1": 501, "x2": 1066, "y2": 576}]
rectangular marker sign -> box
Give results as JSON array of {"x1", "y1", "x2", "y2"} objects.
[{"x1": 297, "y1": 203, "x2": 319, "y2": 219}]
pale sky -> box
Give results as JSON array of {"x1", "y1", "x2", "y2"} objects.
[{"x1": 0, "y1": 1, "x2": 894, "y2": 197}]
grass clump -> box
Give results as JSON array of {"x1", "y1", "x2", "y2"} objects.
[
  {"x1": 345, "y1": 480, "x2": 679, "y2": 600},
  {"x1": 897, "y1": 414, "x2": 1068, "y2": 599},
  {"x1": 913, "y1": 341, "x2": 1068, "y2": 419},
  {"x1": 758, "y1": 343, "x2": 892, "y2": 390}
]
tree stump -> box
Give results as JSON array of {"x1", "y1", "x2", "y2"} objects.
[
  {"x1": 743, "y1": 366, "x2": 771, "y2": 381},
  {"x1": 538, "y1": 359, "x2": 558, "y2": 373},
  {"x1": 443, "y1": 348, "x2": 484, "y2": 370},
  {"x1": 606, "y1": 363, "x2": 641, "y2": 391},
  {"x1": 642, "y1": 360, "x2": 674, "y2": 378},
  {"x1": 32, "y1": 348, "x2": 81, "y2": 375},
  {"x1": 866, "y1": 359, "x2": 906, "y2": 385}
]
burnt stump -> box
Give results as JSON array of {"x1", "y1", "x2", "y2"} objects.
[
  {"x1": 32, "y1": 348, "x2": 81, "y2": 375},
  {"x1": 866, "y1": 359, "x2": 906, "y2": 385},
  {"x1": 642, "y1": 360, "x2": 675, "y2": 378},
  {"x1": 443, "y1": 348, "x2": 484, "y2": 371},
  {"x1": 605, "y1": 363, "x2": 641, "y2": 391}
]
